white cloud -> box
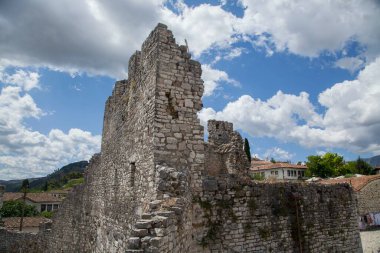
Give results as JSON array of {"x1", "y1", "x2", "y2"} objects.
[
  {"x1": 237, "y1": 0, "x2": 380, "y2": 59},
  {"x1": 0, "y1": 79, "x2": 101, "y2": 180},
  {"x1": 224, "y1": 47, "x2": 246, "y2": 60},
  {"x1": 199, "y1": 57, "x2": 380, "y2": 155},
  {"x1": 0, "y1": 0, "x2": 379, "y2": 80},
  {"x1": 335, "y1": 57, "x2": 365, "y2": 73},
  {"x1": 264, "y1": 147, "x2": 294, "y2": 161},
  {"x1": 0, "y1": 70, "x2": 40, "y2": 91},
  {"x1": 161, "y1": 3, "x2": 239, "y2": 57},
  {"x1": 201, "y1": 64, "x2": 240, "y2": 96},
  {"x1": 316, "y1": 150, "x2": 327, "y2": 156},
  {"x1": 199, "y1": 90, "x2": 322, "y2": 136}
]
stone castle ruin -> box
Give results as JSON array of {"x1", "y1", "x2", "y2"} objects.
[{"x1": 1, "y1": 24, "x2": 362, "y2": 252}]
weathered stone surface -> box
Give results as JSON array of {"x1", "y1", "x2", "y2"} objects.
[
  {"x1": 357, "y1": 178, "x2": 380, "y2": 215},
  {"x1": 202, "y1": 179, "x2": 218, "y2": 191}
]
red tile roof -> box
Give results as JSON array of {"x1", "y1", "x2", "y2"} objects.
[
  {"x1": 250, "y1": 162, "x2": 307, "y2": 171},
  {"x1": 320, "y1": 175, "x2": 380, "y2": 191},
  {"x1": 3, "y1": 192, "x2": 61, "y2": 203},
  {"x1": 2, "y1": 217, "x2": 51, "y2": 229},
  {"x1": 251, "y1": 160, "x2": 272, "y2": 166}
]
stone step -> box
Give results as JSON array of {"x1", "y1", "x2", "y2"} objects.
[
  {"x1": 127, "y1": 237, "x2": 141, "y2": 249},
  {"x1": 131, "y1": 228, "x2": 149, "y2": 237},
  {"x1": 135, "y1": 220, "x2": 153, "y2": 229}
]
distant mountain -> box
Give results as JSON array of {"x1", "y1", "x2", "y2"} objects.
[
  {"x1": 0, "y1": 178, "x2": 40, "y2": 192},
  {"x1": 363, "y1": 155, "x2": 380, "y2": 167},
  {"x1": 0, "y1": 161, "x2": 89, "y2": 192}
]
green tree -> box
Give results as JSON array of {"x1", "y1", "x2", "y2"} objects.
[
  {"x1": 244, "y1": 138, "x2": 252, "y2": 163},
  {"x1": 340, "y1": 158, "x2": 373, "y2": 176},
  {"x1": 356, "y1": 157, "x2": 373, "y2": 175},
  {"x1": 339, "y1": 161, "x2": 357, "y2": 175},
  {"x1": 0, "y1": 200, "x2": 38, "y2": 217},
  {"x1": 270, "y1": 158, "x2": 276, "y2": 163},
  {"x1": 43, "y1": 181, "x2": 48, "y2": 192},
  {"x1": 306, "y1": 153, "x2": 345, "y2": 178}
]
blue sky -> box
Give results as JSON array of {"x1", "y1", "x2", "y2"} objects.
[{"x1": 0, "y1": 0, "x2": 379, "y2": 180}]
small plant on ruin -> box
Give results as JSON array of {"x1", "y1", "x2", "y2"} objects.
[{"x1": 258, "y1": 227, "x2": 271, "y2": 240}]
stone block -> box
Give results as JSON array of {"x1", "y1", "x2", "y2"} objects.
[{"x1": 127, "y1": 237, "x2": 141, "y2": 249}]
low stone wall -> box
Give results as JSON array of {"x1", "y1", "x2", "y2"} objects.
[
  {"x1": 0, "y1": 229, "x2": 42, "y2": 253},
  {"x1": 357, "y1": 178, "x2": 380, "y2": 215},
  {"x1": 193, "y1": 179, "x2": 362, "y2": 253}
]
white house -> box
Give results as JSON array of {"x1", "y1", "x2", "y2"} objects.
[
  {"x1": 250, "y1": 160, "x2": 307, "y2": 180},
  {"x1": 3, "y1": 192, "x2": 62, "y2": 212}
]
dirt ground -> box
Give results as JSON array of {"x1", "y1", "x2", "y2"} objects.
[{"x1": 361, "y1": 229, "x2": 380, "y2": 253}]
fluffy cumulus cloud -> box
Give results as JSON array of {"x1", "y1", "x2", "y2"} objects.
[
  {"x1": 1, "y1": 0, "x2": 378, "y2": 81},
  {"x1": 201, "y1": 65, "x2": 239, "y2": 96},
  {"x1": 264, "y1": 147, "x2": 294, "y2": 161},
  {"x1": 238, "y1": 0, "x2": 380, "y2": 60},
  {"x1": 0, "y1": 71, "x2": 101, "y2": 180},
  {"x1": 0, "y1": 0, "x2": 165, "y2": 78},
  {"x1": 0, "y1": 70, "x2": 40, "y2": 91},
  {"x1": 334, "y1": 57, "x2": 365, "y2": 73},
  {"x1": 161, "y1": 2, "x2": 239, "y2": 57},
  {"x1": 199, "y1": 90, "x2": 322, "y2": 137},
  {"x1": 199, "y1": 57, "x2": 380, "y2": 155}
]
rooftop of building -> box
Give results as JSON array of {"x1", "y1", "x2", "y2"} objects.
[
  {"x1": 250, "y1": 160, "x2": 307, "y2": 171},
  {"x1": 3, "y1": 192, "x2": 62, "y2": 203},
  {"x1": 319, "y1": 174, "x2": 380, "y2": 191},
  {"x1": 2, "y1": 217, "x2": 51, "y2": 229}
]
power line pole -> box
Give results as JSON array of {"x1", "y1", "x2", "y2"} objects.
[{"x1": 19, "y1": 179, "x2": 29, "y2": 231}]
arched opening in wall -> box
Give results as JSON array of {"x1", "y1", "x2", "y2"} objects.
[{"x1": 130, "y1": 162, "x2": 136, "y2": 187}]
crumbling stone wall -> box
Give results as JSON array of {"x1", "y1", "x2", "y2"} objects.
[
  {"x1": 205, "y1": 120, "x2": 250, "y2": 176},
  {"x1": 193, "y1": 179, "x2": 362, "y2": 253},
  {"x1": 44, "y1": 23, "x2": 205, "y2": 253},
  {"x1": 0, "y1": 229, "x2": 41, "y2": 253},
  {"x1": 357, "y1": 178, "x2": 380, "y2": 215}
]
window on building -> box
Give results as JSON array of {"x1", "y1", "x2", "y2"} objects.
[
  {"x1": 301, "y1": 171, "x2": 305, "y2": 177},
  {"x1": 287, "y1": 170, "x2": 290, "y2": 177},
  {"x1": 275, "y1": 171, "x2": 278, "y2": 175},
  {"x1": 53, "y1": 204, "x2": 59, "y2": 210},
  {"x1": 47, "y1": 204, "x2": 52, "y2": 212},
  {"x1": 41, "y1": 204, "x2": 46, "y2": 212}
]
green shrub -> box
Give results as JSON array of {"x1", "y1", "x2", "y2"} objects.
[
  {"x1": 251, "y1": 173, "x2": 265, "y2": 181},
  {"x1": 40, "y1": 211, "x2": 53, "y2": 218},
  {"x1": 0, "y1": 200, "x2": 38, "y2": 217}
]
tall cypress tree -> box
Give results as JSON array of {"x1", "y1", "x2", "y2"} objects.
[{"x1": 244, "y1": 138, "x2": 251, "y2": 163}]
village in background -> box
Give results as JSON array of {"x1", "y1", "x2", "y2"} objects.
[{"x1": 1, "y1": 151, "x2": 379, "y2": 233}]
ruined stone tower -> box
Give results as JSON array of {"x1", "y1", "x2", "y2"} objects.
[
  {"x1": 43, "y1": 23, "x2": 207, "y2": 253},
  {"x1": 1, "y1": 24, "x2": 362, "y2": 253}
]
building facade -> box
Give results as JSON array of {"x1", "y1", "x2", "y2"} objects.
[
  {"x1": 250, "y1": 161, "x2": 307, "y2": 180},
  {"x1": 3, "y1": 193, "x2": 61, "y2": 212}
]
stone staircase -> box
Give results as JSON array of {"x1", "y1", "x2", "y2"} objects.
[{"x1": 125, "y1": 199, "x2": 185, "y2": 253}]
